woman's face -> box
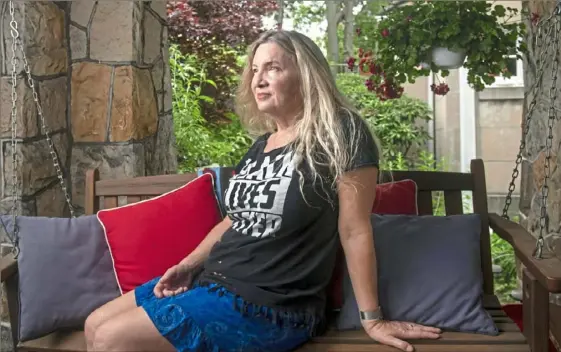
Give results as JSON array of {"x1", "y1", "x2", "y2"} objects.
[{"x1": 251, "y1": 42, "x2": 302, "y2": 119}]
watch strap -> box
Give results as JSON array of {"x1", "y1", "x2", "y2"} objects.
[{"x1": 359, "y1": 307, "x2": 383, "y2": 321}]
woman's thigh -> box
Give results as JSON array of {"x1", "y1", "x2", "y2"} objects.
[{"x1": 140, "y1": 283, "x2": 311, "y2": 352}]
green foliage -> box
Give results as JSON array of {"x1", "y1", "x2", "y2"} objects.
[
  {"x1": 353, "y1": 0, "x2": 389, "y2": 51},
  {"x1": 336, "y1": 73, "x2": 432, "y2": 162},
  {"x1": 167, "y1": 0, "x2": 277, "y2": 122},
  {"x1": 491, "y1": 231, "x2": 518, "y2": 304},
  {"x1": 368, "y1": 1, "x2": 527, "y2": 91},
  {"x1": 169, "y1": 45, "x2": 253, "y2": 173},
  {"x1": 286, "y1": 1, "x2": 325, "y2": 30},
  {"x1": 317, "y1": 1, "x2": 388, "y2": 64},
  {"x1": 382, "y1": 151, "x2": 449, "y2": 216}
]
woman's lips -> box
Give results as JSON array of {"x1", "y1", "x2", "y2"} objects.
[{"x1": 256, "y1": 93, "x2": 270, "y2": 101}]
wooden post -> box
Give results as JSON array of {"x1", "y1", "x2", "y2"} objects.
[{"x1": 523, "y1": 268, "x2": 550, "y2": 352}]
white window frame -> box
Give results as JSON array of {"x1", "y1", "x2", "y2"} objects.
[{"x1": 487, "y1": 36, "x2": 524, "y2": 88}]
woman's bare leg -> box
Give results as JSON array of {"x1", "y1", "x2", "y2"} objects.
[
  {"x1": 91, "y1": 307, "x2": 175, "y2": 352},
  {"x1": 84, "y1": 291, "x2": 136, "y2": 350}
]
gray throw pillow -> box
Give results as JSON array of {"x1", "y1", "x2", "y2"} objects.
[
  {"x1": 336, "y1": 214, "x2": 498, "y2": 335},
  {"x1": 0, "y1": 215, "x2": 121, "y2": 342}
]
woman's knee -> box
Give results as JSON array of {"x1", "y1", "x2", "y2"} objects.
[
  {"x1": 90, "y1": 308, "x2": 173, "y2": 352},
  {"x1": 91, "y1": 320, "x2": 123, "y2": 352},
  {"x1": 85, "y1": 292, "x2": 137, "y2": 341},
  {"x1": 84, "y1": 309, "x2": 103, "y2": 342}
]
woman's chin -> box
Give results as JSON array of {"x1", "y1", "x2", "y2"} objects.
[{"x1": 256, "y1": 103, "x2": 276, "y2": 114}]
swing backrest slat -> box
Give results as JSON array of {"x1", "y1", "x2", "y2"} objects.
[{"x1": 83, "y1": 159, "x2": 493, "y2": 295}]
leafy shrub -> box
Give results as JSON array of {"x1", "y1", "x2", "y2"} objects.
[
  {"x1": 170, "y1": 45, "x2": 253, "y2": 172},
  {"x1": 336, "y1": 73, "x2": 432, "y2": 163},
  {"x1": 491, "y1": 231, "x2": 518, "y2": 304},
  {"x1": 167, "y1": 0, "x2": 277, "y2": 122}
]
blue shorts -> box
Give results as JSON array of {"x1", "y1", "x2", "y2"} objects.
[{"x1": 135, "y1": 276, "x2": 313, "y2": 352}]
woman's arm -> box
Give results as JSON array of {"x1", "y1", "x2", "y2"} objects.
[
  {"x1": 338, "y1": 167, "x2": 379, "y2": 313},
  {"x1": 179, "y1": 216, "x2": 232, "y2": 269},
  {"x1": 338, "y1": 167, "x2": 441, "y2": 352}
]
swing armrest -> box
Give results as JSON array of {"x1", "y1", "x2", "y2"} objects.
[
  {"x1": 0, "y1": 256, "x2": 17, "y2": 282},
  {"x1": 489, "y1": 213, "x2": 561, "y2": 293}
]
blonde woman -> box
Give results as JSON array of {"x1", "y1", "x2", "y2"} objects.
[{"x1": 85, "y1": 30, "x2": 441, "y2": 352}]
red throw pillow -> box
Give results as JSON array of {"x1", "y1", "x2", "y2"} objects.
[
  {"x1": 372, "y1": 179, "x2": 418, "y2": 215},
  {"x1": 327, "y1": 179, "x2": 419, "y2": 310},
  {"x1": 97, "y1": 173, "x2": 222, "y2": 293}
]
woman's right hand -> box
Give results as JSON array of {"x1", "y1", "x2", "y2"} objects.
[{"x1": 153, "y1": 263, "x2": 197, "y2": 298}]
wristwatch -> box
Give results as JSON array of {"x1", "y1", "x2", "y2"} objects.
[{"x1": 359, "y1": 306, "x2": 383, "y2": 321}]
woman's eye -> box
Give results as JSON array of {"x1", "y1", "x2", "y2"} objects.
[{"x1": 270, "y1": 66, "x2": 280, "y2": 71}]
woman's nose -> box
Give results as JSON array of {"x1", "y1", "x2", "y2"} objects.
[{"x1": 254, "y1": 69, "x2": 268, "y2": 87}]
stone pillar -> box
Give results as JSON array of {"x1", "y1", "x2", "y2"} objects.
[
  {"x1": 69, "y1": 1, "x2": 176, "y2": 212},
  {"x1": 0, "y1": 2, "x2": 70, "y2": 218},
  {"x1": 520, "y1": 0, "x2": 561, "y2": 306},
  {"x1": 0, "y1": 0, "x2": 176, "y2": 346},
  {"x1": 0, "y1": 2, "x2": 69, "y2": 348}
]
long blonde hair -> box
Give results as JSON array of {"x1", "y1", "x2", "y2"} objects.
[{"x1": 235, "y1": 30, "x2": 378, "y2": 200}]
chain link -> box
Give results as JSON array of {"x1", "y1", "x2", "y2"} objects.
[
  {"x1": 535, "y1": 18, "x2": 560, "y2": 258},
  {"x1": 501, "y1": 10, "x2": 557, "y2": 216},
  {"x1": 502, "y1": 5, "x2": 561, "y2": 259},
  {"x1": 14, "y1": 30, "x2": 76, "y2": 218},
  {"x1": 8, "y1": 1, "x2": 20, "y2": 256},
  {"x1": 502, "y1": 20, "x2": 553, "y2": 219},
  {"x1": 5, "y1": 1, "x2": 76, "y2": 257}
]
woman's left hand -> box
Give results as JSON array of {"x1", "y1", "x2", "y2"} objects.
[{"x1": 362, "y1": 319, "x2": 441, "y2": 351}]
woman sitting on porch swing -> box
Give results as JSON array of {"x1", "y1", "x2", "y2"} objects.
[{"x1": 84, "y1": 30, "x2": 442, "y2": 352}]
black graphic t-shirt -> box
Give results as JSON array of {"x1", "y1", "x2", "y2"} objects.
[{"x1": 200, "y1": 115, "x2": 379, "y2": 318}]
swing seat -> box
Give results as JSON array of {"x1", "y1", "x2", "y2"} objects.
[{"x1": 1, "y1": 159, "x2": 560, "y2": 352}]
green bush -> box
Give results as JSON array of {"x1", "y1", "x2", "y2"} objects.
[
  {"x1": 382, "y1": 151, "x2": 449, "y2": 216},
  {"x1": 170, "y1": 45, "x2": 253, "y2": 173},
  {"x1": 491, "y1": 213, "x2": 519, "y2": 304},
  {"x1": 492, "y1": 231, "x2": 518, "y2": 304},
  {"x1": 336, "y1": 73, "x2": 432, "y2": 164}
]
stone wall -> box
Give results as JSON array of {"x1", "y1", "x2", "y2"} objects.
[
  {"x1": 519, "y1": 0, "x2": 561, "y2": 306},
  {"x1": 0, "y1": 0, "x2": 176, "y2": 216},
  {"x1": 0, "y1": 1, "x2": 176, "y2": 347}
]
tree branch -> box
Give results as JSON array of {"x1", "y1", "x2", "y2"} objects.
[
  {"x1": 379, "y1": 0, "x2": 408, "y2": 15},
  {"x1": 335, "y1": 0, "x2": 345, "y2": 23}
]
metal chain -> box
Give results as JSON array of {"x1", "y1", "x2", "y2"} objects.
[
  {"x1": 8, "y1": 2, "x2": 20, "y2": 256},
  {"x1": 13, "y1": 30, "x2": 76, "y2": 218},
  {"x1": 502, "y1": 8, "x2": 560, "y2": 221},
  {"x1": 5, "y1": 1, "x2": 76, "y2": 257},
  {"x1": 536, "y1": 18, "x2": 560, "y2": 259}
]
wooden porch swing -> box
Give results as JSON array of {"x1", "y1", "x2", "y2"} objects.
[{"x1": 1, "y1": 1, "x2": 561, "y2": 351}]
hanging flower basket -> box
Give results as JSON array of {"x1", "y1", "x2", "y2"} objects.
[
  {"x1": 347, "y1": 1, "x2": 527, "y2": 100},
  {"x1": 431, "y1": 47, "x2": 466, "y2": 70}
]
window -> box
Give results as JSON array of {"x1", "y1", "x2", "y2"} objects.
[{"x1": 487, "y1": 36, "x2": 524, "y2": 88}]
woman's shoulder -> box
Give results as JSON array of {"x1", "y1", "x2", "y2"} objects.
[
  {"x1": 338, "y1": 109, "x2": 380, "y2": 170},
  {"x1": 338, "y1": 109, "x2": 373, "y2": 140},
  {"x1": 255, "y1": 132, "x2": 272, "y2": 144}
]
